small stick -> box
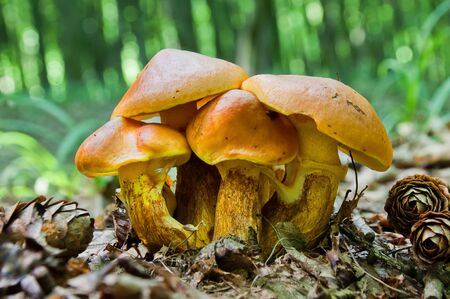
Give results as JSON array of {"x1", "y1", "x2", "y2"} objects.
[
  {"x1": 264, "y1": 237, "x2": 289, "y2": 266},
  {"x1": 333, "y1": 151, "x2": 368, "y2": 224},
  {"x1": 340, "y1": 225, "x2": 415, "y2": 275},
  {"x1": 343, "y1": 241, "x2": 411, "y2": 296},
  {"x1": 261, "y1": 214, "x2": 285, "y2": 264},
  {"x1": 286, "y1": 248, "x2": 338, "y2": 288},
  {"x1": 387, "y1": 246, "x2": 412, "y2": 255},
  {"x1": 349, "y1": 151, "x2": 358, "y2": 202},
  {"x1": 351, "y1": 214, "x2": 376, "y2": 243}
]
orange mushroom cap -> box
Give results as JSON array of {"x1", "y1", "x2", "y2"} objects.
[
  {"x1": 242, "y1": 75, "x2": 393, "y2": 171},
  {"x1": 187, "y1": 89, "x2": 298, "y2": 166},
  {"x1": 111, "y1": 49, "x2": 248, "y2": 120},
  {"x1": 75, "y1": 117, "x2": 191, "y2": 177}
]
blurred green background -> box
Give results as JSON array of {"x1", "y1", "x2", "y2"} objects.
[{"x1": 0, "y1": 0, "x2": 449, "y2": 203}]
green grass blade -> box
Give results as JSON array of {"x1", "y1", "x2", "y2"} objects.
[
  {"x1": 1, "y1": 95, "x2": 75, "y2": 129},
  {"x1": 0, "y1": 131, "x2": 58, "y2": 170},
  {"x1": 417, "y1": 0, "x2": 450, "y2": 53},
  {"x1": 429, "y1": 77, "x2": 450, "y2": 116},
  {"x1": 0, "y1": 119, "x2": 62, "y2": 144}
]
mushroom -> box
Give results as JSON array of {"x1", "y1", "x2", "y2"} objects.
[
  {"x1": 111, "y1": 49, "x2": 248, "y2": 242},
  {"x1": 111, "y1": 49, "x2": 248, "y2": 129},
  {"x1": 186, "y1": 89, "x2": 299, "y2": 242},
  {"x1": 242, "y1": 75, "x2": 393, "y2": 247},
  {"x1": 75, "y1": 117, "x2": 206, "y2": 251}
]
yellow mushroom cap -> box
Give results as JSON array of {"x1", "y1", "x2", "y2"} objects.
[
  {"x1": 187, "y1": 89, "x2": 299, "y2": 165},
  {"x1": 111, "y1": 49, "x2": 248, "y2": 119},
  {"x1": 75, "y1": 117, "x2": 191, "y2": 177},
  {"x1": 242, "y1": 75, "x2": 392, "y2": 171}
]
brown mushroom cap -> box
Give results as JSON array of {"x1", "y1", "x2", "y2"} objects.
[
  {"x1": 75, "y1": 117, "x2": 191, "y2": 177},
  {"x1": 242, "y1": 75, "x2": 392, "y2": 171},
  {"x1": 187, "y1": 89, "x2": 298, "y2": 165},
  {"x1": 112, "y1": 49, "x2": 248, "y2": 119}
]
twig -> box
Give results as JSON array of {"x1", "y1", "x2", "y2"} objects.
[
  {"x1": 387, "y1": 246, "x2": 412, "y2": 255},
  {"x1": 154, "y1": 259, "x2": 174, "y2": 275},
  {"x1": 206, "y1": 285, "x2": 233, "y2": 293},
  {"x1": 171, "y1": 221, "x2": 204, "y2": 250},
  {"x1": 333, "y1": 151, "x2": 368, "y2": 224},
  {"x1": 264, "y1": 237, "x2": 289, "y2": 266},
  {"x1": 343, "y1": 189, "x2": 352, "y2": 201},
  {"x1": 286, "y1": 247, "x2": 338, "y2": 288},
  {"x1": 261, "y1": 214, "x2": 285, "y2": 264},
  {"x1": 349, "y1": 151, "x2": 358, "y2": 202},
  {"x1": 250, "y1": 274, "x2": 261, "y2": 290},
  {"x1": 351, "y1": 214, "x2": 376, "y2": 243},
  {"x1": 343, "y1": 241, "x2": 411, "y2": 296},
  {"x1": 340, "y1": 224, "x2": 415, "y2": 276}
]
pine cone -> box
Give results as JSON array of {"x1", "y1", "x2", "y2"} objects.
[
  {"x1": 384, "y1": 174, "x2": 449, "y2": 236},
  {"x1": 0, "y1": 242, "x2": 57, "y2": 297},
  {"x1": 0, "y1": 196, "x2": 94, "y2": 257},
  {"x1": 410, "y1": 211, "x2": 450, "y2": 266}
]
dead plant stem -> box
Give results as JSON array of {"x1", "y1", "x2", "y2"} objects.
[{"x1": 343, "y1": 241, "x2": 411, "y2": 296}]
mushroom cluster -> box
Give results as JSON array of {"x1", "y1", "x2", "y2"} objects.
[{"x1": 76, "y1": 49, "x2": 393, "y2": 253}]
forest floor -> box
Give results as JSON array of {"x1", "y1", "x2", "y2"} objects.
[{"x1": 1, "y1": 122, "x2": 450, "y2": 298}]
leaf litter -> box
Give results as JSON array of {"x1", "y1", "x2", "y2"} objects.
[{"x1": 0, "y1": 123, "x2": 450, "y2": 298}]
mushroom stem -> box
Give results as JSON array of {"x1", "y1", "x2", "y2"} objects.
[
  {"x1": 118, "y1": 161, "x2": 206, "y2": 251},
  {"x1": 213, "y1": 161, "x2": 269, "y2": 242},
  {"x1": 261, "y1": 159, "x2": 346, "y2": 252},
  {"x1": 161, "y1": 101, "x2": 220, "y2": 244},
  {"x1": 175, "y1": 154, "x2": 220, "y2": 242},
  {"x1": 162, "y1": 183, "x2": 176, "y2": 215},
  {"x1": 260, "y1": 117, "x2": 348, "y2": 250}
]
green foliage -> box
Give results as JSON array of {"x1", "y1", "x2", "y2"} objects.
[
  {"x1": 371, "y1": 0, "x2": 450, "y2": 132},
  {"x1": 0, "y1": 95, "x2": 106, "y2": 202},
  {"x1": 0, "y1": 131, "x2": 78, "y2": 200},
  {"x1": 0, "y1": 0, "x2": 449, "y2": 200}
]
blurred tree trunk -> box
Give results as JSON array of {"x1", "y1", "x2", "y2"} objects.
[
  {"x1": 54, "y1": 1, "x2": 84, "y2": 81},
  {"x1": 30, "y1": 0, "x2": 49, "y2": 89},
  {"x1": 251, "y1": 0, "x2": 280, "y2": 73},
  {"x1": 166, "y1": 0, "x2": 197, "y2": 52},
  {"x1": 125, "y1": 0, "x2": 148, "y2": 62},
  {"x1": 85, "y1": 1, "x2": 107, "y2": 81},
  {"x1": 1, "y1": 1, "x2": 26, "y2": 90},
  {"x1": 321, "y1": 1, "x2": 340, "y2": 75},
  {"x1": 339, "y1": 2, "x2": 356, "y2": 63},
  {"x1": 111, "y1": 0, "x2": 127, "y2": 85},
  {"x1": 0, "y1": 8, "x2": 6, "y2": 43},
  {"x1": 207, "y1": 0, "x2": 235, "y2": 61}
]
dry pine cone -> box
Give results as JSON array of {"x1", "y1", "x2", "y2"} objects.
[
  {"x1": 384, "y1": 174, "x2": 449, "y2": 236},
  {"x1": 0, "y1": 196, "x2": 94, "y2": 257},
  {"x1": 410, "y1": 211, "x2": 450, "y2": 266}
]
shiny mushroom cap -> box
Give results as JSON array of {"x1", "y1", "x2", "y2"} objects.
[
  {"x1": 187, "y1": 89, "x2": 298, "y2": 165},
  {"x1": 112, "y1": 49, "x2": 248, "y2": 119},
  {"x1": 75, "y1": 117, "x2": 191, "y2": 177},
  {"x1": 242, "y1": 75, "x2": 392, "y2": 171}
]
